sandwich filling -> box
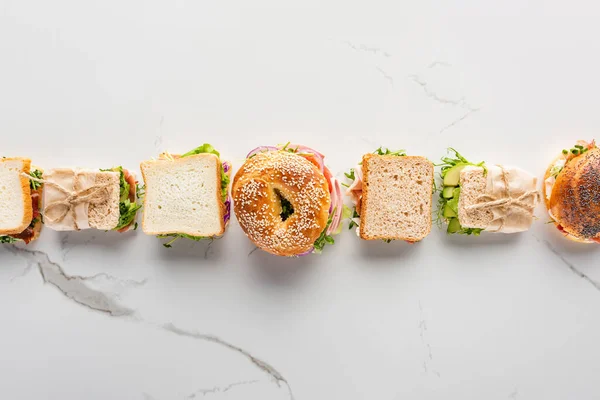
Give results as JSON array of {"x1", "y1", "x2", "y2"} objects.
[
  {"x1": 545, "y1": 139, "x2": 598, "y2": 242},
  {"x1": 0, "y1": 169, "x2": 43, "y2": 244},
  {"x1": 100, "y1": 167, "x2": 142, "y2": 232},
  {"x1": 246, "y1": 143, "x2": 342, "y2": 254},
  {"x1": 157, "y1": 144, "x2": 231, "y2": 248},
  {"x1": 437, "y1": 148, "x2": 486, "y2": 235},
  {"x1": 343, "y1": 147, "x2": 410, "y2": 243}
]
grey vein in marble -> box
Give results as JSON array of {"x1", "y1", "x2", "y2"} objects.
[
  {"x1": 408, "y1": 74, "x2": 476, "y2": 109},
  {"x1": 418, "y1": 301, "x2": 440, "y2": 378},
  {"x1": 438, "y1": 108, "x2": 480, "y2": 134},
  {"x1": 376, "y1": 66, "x2": 394, "y2": 87},
  {"x1": 161, "y1": 323, "x2": 294, "y2": 399},
  {"x1": 343, "y1": 41, "x2": 391, "y2": 57},
  {"x1": 247, "y1": 247, "x2": 259, "y2": 257},
  {"x1": 8, "y1": 247, "x2": 144, "y2": 316},
  {"x1": 186, "y1": 380, "x2": 260, "y2": 398},
  {"x1": 536, "y1": 238, "x2": 600, "y2": 292},
  {"x1": 428, "y1": 61, "x2": 452, "y2": 69}
]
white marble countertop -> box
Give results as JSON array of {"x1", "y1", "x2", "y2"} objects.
[{"x1": 2, "y1": 2, "x2": 600, "y2": 399}]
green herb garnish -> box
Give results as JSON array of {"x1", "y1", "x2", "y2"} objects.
[
  {"x1": 29, "y1": 169, "x2": 43, "y2": 190},
  {"x1": 158, "y1": 233, "x2": 211, "y2": 248},
  {"x1": 0, "y1": 236, "x2": 18, "y2": 244},
  {"x1": 374, "y1": 147, "x2": 406, "y2": 157},
  {"x1": 436, "y1": 148, "x2": 486, "y2": 235},
  {"x1": 275, "y1": 190, "x2": 294, "y2": 221},
  {"x1": 313, "y1": 213, "x2": 335, "y2": 253},
  {"x1": 101, "y1": 166, "x2": 142, "y2": 231}
]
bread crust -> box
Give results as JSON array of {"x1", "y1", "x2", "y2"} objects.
[
  {"x1": 547, "y1": 148, "x2": 600, "y2": 243},
  {"x1": 0, "y1": 157, "x2": 33, "y2": 235},
  {"x1": 140, "y1": 153, "x2": 226, "y2": 236},
  {"x1": 359, "y1": 154, "x2": 433, "y2": 241},
  {"x1": 232, "y1": 151, "x2": 330, "y2": 256}
]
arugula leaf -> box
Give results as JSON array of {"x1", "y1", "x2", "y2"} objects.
[
  {"x1": 158, "y1": 233, "x2": 211, "y2": 248},
  {"x1": 136, "y1": 183, "x2": 145, "y2": 199},
  {"x1": 101, "y1": 167, "x2": 142, "y2": 231},
  {"x1": 0, "y1": 236, "x2": 18, "y2": 244},
  {"x1": 115, "y1": 199, "x2": 142, "y2": 231},
  {"x1": 374, "y1": 147, "x2": 407, "y2": 157},
  {"x1": 344, "y1": 168, "x2": 355, "y2": 180},
  {"x1": 276, "y1": 190, "x2": 294, "y2": 221},
  {"x1": 313, "y1": 214, "x2": 335, "y2": 253},
  {"x1": 29, "y1": 169, "x2": 43, "y2": 190},
  {"x1": 181, "y1": 143, "x2": 220, "y2": 158}
]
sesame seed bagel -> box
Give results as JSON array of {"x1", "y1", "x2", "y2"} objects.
[
  {"x1": 547, "y1": 147, "x2": 600, "y2": 243},
  {"x1": 232, "y1": 151, "x2": 331, "y2": 256}
]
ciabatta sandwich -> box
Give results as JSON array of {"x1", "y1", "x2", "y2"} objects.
[
  {"x1": 43, "y1": 166, "x2": 141, "y2": 232},
  {"x1": 544, "y1": 140, "x2": 600, "y2": 243},
  {"x1": 438, "y1": 149, "x2": 539, "y2": 235},
  {"x1": 140, "y1": 144, "x2": 231, "y2": 247},
  {"x1": 345, "y1": 148, "x2": 434, "y2": 242},
  {"x1": 0, "y1": 157, "x2": 43, "y2": 244},
  {"x1": 232, "y1": 143, "x2": 342, "y2": 257}
]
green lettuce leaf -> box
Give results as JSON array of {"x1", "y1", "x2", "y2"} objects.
[
  {"x1": 157, "y1": 233, "x2": 211, "y2": 248},
  {"x1": 101, "y1": 167, "x2": 142, "y2": 231},
  {"x1": 29, "y1": 169, "x2": 43, "y2": 190}
]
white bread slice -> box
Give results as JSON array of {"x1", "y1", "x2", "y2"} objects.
[
  {"x1": 140, "y1": 153, "x2": 225, "y2": 236},
  {"x1": 359, "y1": 154, "x2": 434, "y2": 241},
  {"x1": 457, "y1": 166, "x2": 493, "y2": 229},
  {"x1": 88, "y1": 171, "x2": 120, "y2": 230},
  {"x1": 0, "y1": 157, "x2": 33, "y2": 235}
]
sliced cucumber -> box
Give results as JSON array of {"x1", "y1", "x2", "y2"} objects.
[
  {"x1": 443, "y1": 204, "x2": 457, "y2": 218},
  {"x1": 443, "y1": 164, "x2": 467, "y2": 186},
  {"x1": 447, "y1": 218, "x2": 461, "y2": 233},
  {"x1": 442, "y1": 186, "x2": 455, "y2": 199}
]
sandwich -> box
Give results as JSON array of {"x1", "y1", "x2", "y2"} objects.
[
  {"x1": 0, "y1": 157, "x2": 44, "y2": 244},
  {"x1": 232, "y1": 143, "x2": 342, "y2": 256},
  {"x1": 344, "y1": 148, "x2": 434, "y2": 242},
  {"x1": 43, "y1": 166, "x2": 141, "y2": 232},
  {"x1": 438, "y1": 148, "x2": 539, "y2": 235},
  {"x1": 140, "y1": 144, "x2": 231, "y2": 247},
  {"x1": 544, "y1": 140, "x2": 600, "y2": 243}
]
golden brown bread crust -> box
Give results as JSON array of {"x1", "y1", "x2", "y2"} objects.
[
  {"x1": 548, "y1": 148, "x2": 600, "y2": 243},
  {"x1": 232, "y1": 151, "x2": 331, "y2": 256},
  {"x1": 0, "y1": 157, "x2": 33, "y2": 235}
]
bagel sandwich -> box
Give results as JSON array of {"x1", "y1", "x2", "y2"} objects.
[
  {"x1": 140, "y1": 144, "x2": 231, "y2": 248},
  {"x1": 43, "y1": 166, "x2": 141, "y2": 233},
  {"x1": 437, "y1": 148, "x2": 539, "y2": 235},
  {"x1": 0, "y1": 157, "x2": 44, "y2": 244},
  {"x1": 232, "y1": 143, "x2": 342, "y2": 257},
  {"x1": 544, "y1": 140, "x2": 600, "y2": 243},
  {"x1": 344, "y1": 148, "x2": 434, "y2": 242}
]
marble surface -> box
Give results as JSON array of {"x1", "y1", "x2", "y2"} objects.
[{"x1": 2, "y1": 1, "x2": 600, "y2": 399}]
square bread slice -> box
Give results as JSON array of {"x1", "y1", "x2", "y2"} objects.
[
  {"x1": 457, "y1": 166, "x2": 493, "y2": 229},
  {"x1": 0, "y1": 157, "x2": 33, "y2": 235},
  {"x1": 140, "y1": 153, "x2": 225, "y2": 237},
  {"x1": 359, "y1": 154, "x2": 434, "y2": 241}
]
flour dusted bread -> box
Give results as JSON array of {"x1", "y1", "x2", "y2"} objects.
[
  {"x1": 140, "y1": 153, "x2": 225, "y2": 237},
  {"x1": 457, "y1": 166, "x2": 494, "y2": 229},
  {"x1": 359, "y1": 154, "x2": 434, "y2": 241},
  {"x1": 0, "y1": 158, "x2": 33, "y2": 235}
]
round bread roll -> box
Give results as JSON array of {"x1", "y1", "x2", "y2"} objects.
[
  {"x1": 546, "y1": 147, "x2": 600, "y2": 243},
  {"x1": 232, "y1": 150, "x2": 331, "y2": 256}
]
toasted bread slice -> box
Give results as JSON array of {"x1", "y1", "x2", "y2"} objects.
[
  {"x1": 0, "y1": 157, "x2": 33, "y2": 235},
  {"x1": 359, "y1": 154, "x2": 434, "y2": 241},
  {"x1": 140, "y1": 153, "x2": 225, "y2": 237},
  {"x1": 457, "y1": 166, "x2": 494, "y2": 229}
]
